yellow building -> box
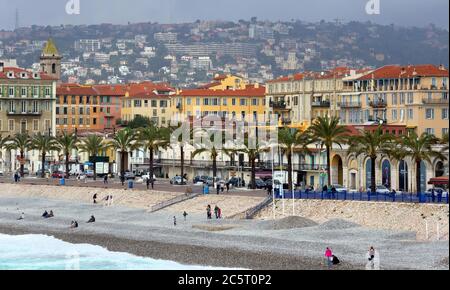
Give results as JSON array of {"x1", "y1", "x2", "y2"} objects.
[
  {"x1": 120, "y1": 82, "x2": 175, "y2": 127},
  {"x1": 171, "y1": 83, "x2": 266, "y2": 123},
  {"x1": 198, "y1": 74, "x2": 248, "y2": 91}
]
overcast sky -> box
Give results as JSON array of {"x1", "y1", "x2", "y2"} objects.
[{"x1": 0, "y1": 0, "x2": 448, "y2": 30}]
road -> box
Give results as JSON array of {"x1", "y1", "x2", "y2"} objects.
[{"x1": 0, "y1": 175, "x2": 267, "y2": 198}]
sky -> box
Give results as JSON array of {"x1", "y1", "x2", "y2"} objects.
[{"x1": 0, "y1": 0, "x2": 448, "y2": 30}]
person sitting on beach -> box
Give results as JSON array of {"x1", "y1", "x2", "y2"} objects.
[
  {"x1": 93, "y1": 193, "x2": 98, "y2": 204},
  {"x1": 87, "y1": 215, "x2": 96, "y2": 223},
  {"x1": 48, "y1": 210, "x2": 54, "y2": 218},
  {"x1": 70, "y1": 221, "x2": 79, "y2": 228},
  {"x1": 183, "y1": 211, "x2": 188, "y2": 221},
  {"x1": 18, "y1": 212, "x2": 25, "y2": 220},
  {"x1": 42, "y1": 210, "x2": 49, "y2": 218}
]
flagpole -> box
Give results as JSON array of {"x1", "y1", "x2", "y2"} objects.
[
  {"x1": 271, "y1": 145, "x2": 275, "y2": 220},
  {"x1": 292, "y1": 145, "x2": 295, "y2": 216}
]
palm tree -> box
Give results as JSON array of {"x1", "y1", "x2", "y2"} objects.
[
  {"x1": 0, "y1": 135, "x2": 10, "y2": 173},
  {"x1": 347, "y1": 126, "x2": 395, "y2": 193},
  {"x1": 78, "y1": 134, "x2": 106, "y2": 180},
  {"x1": 441, "y1": 133, "x2": 449, "y2": 154},
  {"x1": 109, "y1": 128, "x2": 138, "y2": 178},
  {"x1": 30, "y1": 133, "x2": 59, "y2": 178},
  {"x1": 55, "y1": 132, "x2": 78, "y2": 178},
  {"x1": 6, "y1": 133, "x2": 31, "y2": 176},
  {"x1": 192, "y1": 130, "x2": 224, "y2": 181},
  {"x1": 308, "y1": 116, "x2": 350, "y2": 186},
  {"x1": 397, "y1": 132, "x2": 446, "y2": 194},
  {"x1": 169, "y1": 123, "x2": 197, "y2": 182},
  {"x1": 138, "y1": 125, "x2": 170, "y2": 182}
]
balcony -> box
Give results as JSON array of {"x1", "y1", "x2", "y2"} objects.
[
  {"x1": 311, "y1": 100, "x2": 331, "y2": 108},
  {"x1": 369, "y1": 100, "x2": 387, "y2": 108},
  {"x1": 422, "y1": 98, "x2": 449, "y2": 105},
  {"x1": 7, "y1": 111, "x2": 42, "y2": 116},
  {"x1": 270, "y1": 101, "x2": 288, "y2": 110},
  {"x1": 281, "y1": 118, "x2": 292, "y2": 126},
  {"x1": 338, "y1": 101, "x2": 361, "y2": 108}
]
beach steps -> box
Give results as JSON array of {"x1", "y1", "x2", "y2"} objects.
[
  {"x1": 149, "y1": 192, "x2": 201, "y2": 213},
  {"x1": 244, "y1": 195, "x2": 273, "y2": 219}
]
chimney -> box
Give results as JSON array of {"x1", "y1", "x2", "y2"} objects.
[
  {"x1": 439, "y1": 64, "x2": 446, "y2": 71},
  {"x1": 0, "y1": 62, "x2": 4, "y2": 72}
]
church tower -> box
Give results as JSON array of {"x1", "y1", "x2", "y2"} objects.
[{"x1": 40, "y1": 38, "x2": 62, "y2": 81}]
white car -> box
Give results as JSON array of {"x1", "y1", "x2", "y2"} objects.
[
  {"x1": 0, "y1": 170, "x2": 4, "y2": 176},
  {"x1": 141, "y1": 174, "x2": 156, "y2": 182},
  {"x1": 376, "y1": 185, "x2": 391, "y2": 195},
  {"x1": 331, "y1": 184, "x2": 348, "y2": 193}
]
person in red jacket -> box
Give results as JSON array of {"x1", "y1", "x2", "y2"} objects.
[{"x1": 325, "y1": 247, "x2": 333, "y2": 269}]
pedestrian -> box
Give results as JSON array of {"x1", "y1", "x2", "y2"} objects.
[
  {"x1": 103, "y1": 174, "x2": 108, "y2": 185},
  {"x1": 216, "y1": 183, "x2": 220, "y2": 195},
  {"x1": 226, "y1": 182, "x2": 230, "y2": 193},
  {"x1": 146, "y1": 177, "x2": 150, "y2": 190},
  {"x1": 183, "y1": 211, "x2": 188, "y2": 221},
  {"x1": 366, "y1": 246, "x2": 376, "y2": 270},
  {"x1": 221, "y1": 183, "x2": 225, "y2": 193},
  {"x1": 206, "y1": 205, "x2": 212, "y2": 219},
  {"x1": 214, "y1": 205, "x2": 219, "y2": 219},
  {"x1": 93, "y1": 193, "x2": 98, "y2": 204},
  {"x1": 322, "y1": 185, "x2": 328, "y2": 196},
  {"x1": 431, "y1": 188, "x2": 436, "y2": 203},
  {"x1": 151, "y1": 177, "x2": 154, "y2": 189},
  {"x1": 173, "y1": 216, "x2": 177, "y2": 226},
  {"x1": 120, "y1": 174, "x2": 125, "y2": 186},
  {"x1": 324, "y1": 247, "x2": 333, "y2": 269},
  {"x1": 218, "y1": 207, "x2": 222, "y2": 219},
  {"x1": 14, "y1": 172, "x2": 19, "y2": 183},
  {"x1": 267, "y1": 183, "x2": 273, "y2": 195}
]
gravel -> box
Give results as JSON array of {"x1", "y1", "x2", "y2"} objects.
[
  {"x1": 255, "y1": 216, "x2": 318, "y2": 230},
  {"x1": 318, "y1": 219, "x2": 361, "y2": 230}
]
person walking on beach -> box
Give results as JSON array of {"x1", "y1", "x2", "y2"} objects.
[
  {"x1": 325, "y1": 247, "x2": 333, "y2": 269},
  {"x1": 120, "y1": 174, "x2": 125, "y2": 186},
  {"x1": 216, "y1": 183, "x2": 221, "y2": 195},
  {"x1": 226, "y1": 182, "x2": 230, "y2": 193},
  {"x1": 183, "y1": 211, "x2": 188, "y2": 221},
  {"x1": 146, "y1": 177, "x2": 150, "y2": 190},
  {"x1": 214, "y1": 205, "x2": 219, "y2": 219},
  {"x1": 103, "y1": 174, "x2": 108, "y2": 185},
  {"x1": 206, "y1": 205, "x2": 212, "y2": 219},
  {"x1": 218, "y1": 207, "x2": 222, "y2": 219},
  {"x1": 366, "y1": 246, "x2": 379, "y2": 270},
  {"x1": 93, "y1": 193, "x2": 98, "y2": 204},
  {"x1": 173, "y1": 216, "x2": 177, "y2": 226}
]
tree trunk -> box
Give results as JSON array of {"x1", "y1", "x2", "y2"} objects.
[
  {"x1": 287, "y1": 151, "x2": 293, "y2": 191},
  {"x1": 41, "y1": 152, "x2": 46, "y2": 178},
  {"x1": 212, "y1": 155, "x2": 217, "y2": 180},
  {"x1": 326, "y1": 146, "x2": 331, "y2": 186},
  {"x1": 149, "y1": 149, "x2": 154, "y2": 181},
  {"x1": 251, "y1": 157, "x2": 256, "y2": 189},
  {"x1": 93, "y1": 154, "x2": 97, "y2": 181},
  {"x1": 20, "y1": 150, "x2": 25, "y2": 177},
  {"x1": 180, "y1": 145, "x2": 185, "y2": 180},
  {"x1": 370, "y1": 156, "x2": 376, "y2": 194},
  {"x1": 65, "y1": 152, "x2": 70, "y2": 178},
  {"x1": 416, "y1": 159, "x2": 421, "y2": 196},
  {"x1": 120, "y1": 151, "x2": 126, "y2": 178}
]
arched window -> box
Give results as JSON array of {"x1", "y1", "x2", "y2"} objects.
[{"x1": 52, "y1": 63, "x2": 56, "y2": 74}]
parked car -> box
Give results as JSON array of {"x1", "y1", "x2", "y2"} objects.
[
  {"x1": 228, "y1": 177, "x2": 246, "y2": 187},
  {"x1": 331, "y1": 184, "x2": 348, "y2": 193},
  {"x1": 36, "y1": 169, "x2": 51, "y2": 177},
  {"x1": 22, "y1": 168, "x2": 30, "y2": 176},
  {"x1": 124, "y1": 171, "x2": 136, "y2": 180},
  {"x1": 375, "y1": 185, "x2": 391, "y2": 195},
  {"x1": 170, "y1": 176, "x2": 187, "y2": 185},
  {"x1": 426, "y1": 188, "x2": 449, "y2": 198},
  {"x1": 248, "y1": 178, "x2": 267, "y2": 189},
  {"x1": 141, "y1": 173, "x2": 156, "y2": 182},
  {"x1": 193, "y1": 175, "x2": 209, "y2": 184},
  {"x1": 0, "y1": 170, "x2": 4, "y2": 176},
  {"x1": 51, "y1": 171, "x2": 68, "y2": 179}
]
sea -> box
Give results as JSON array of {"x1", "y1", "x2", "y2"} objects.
[{"x1": 0, "y1": 233, "x2": 224, "y2": 270}]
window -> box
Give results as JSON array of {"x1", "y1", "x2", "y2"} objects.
[
  {"x1": 425, "y1": 128, "x2": 435, "y2": 135},
  {"x1": 134, "y1": 100, "x2": 142, "y2": 107},
  {"x1": 9, "y1": 119, "x2": 15, "y2": 131},
  {"x1": 252, "y1": 99, "x2": 258, "y2": 106},
  {"x1": 44, "y1": 120, "x2": 50, "y2": 131},
  {"x1": 160, "y1": 100, "x2": 167, "y2": 108},
  {"x1": 9, "y1": 87, "x2": 14, "y2": 97},
  {"x1": 187, "y1": 98, "x2": 191, "y2": 105},
  {"x1": 196, "y1": 98, "x2": 200, "y2": 106},
  {"x1": 392, "y1": 109, "x2": 398, "y2": 121},
  {"x1": 408, "y1": 109, "x2": 414, "y2": 120},
  {"x1": 79, "y1": 108, "x2": 84, "y2": 115},
  {"x1": 232, "y1": 98, "x2": 236, "y2": 106},
  {"x1": 212, "y1": 98, "x2": 218, "y2": 106},
  {"x1": 151, "y1": 100, "x2": 157, "y2": 107},
  {"x1": 63, "y1": 107, "x2": 68, "y2": 115},
  {"x1": 56, "y1": 107, "x2": 60, "y2": 115},
  {"x1": 425, "y1": 108, "x2": 434, "y2": 120},
  {"x1": 21, "y1": 87, "x2": 27, "y2": 97},
  {"x1": 223, "y1": 98, "x2": 227, "y2": 106},
  {"x1": 0, "y1": 120, "x2": 2, "y2": 131},
  {"x1": 407, "y1": 93, "x2": 414, "y2": 104},
  {"x1": 400, "y1": 93, "x2": 405, "y2": 104},
  {"x1": 45, "y1": 87, "x2": 51, "y2": 96},
  {"x1": 153, "y1": 109, "x2": 157, "y2": 117},
  {"x1": 442, "y1": 108, "x2": 449, "y2": 120},
  {"x1": 79, "y1": 118, "x2": 84, "y2": 125},
  {"x1": 443, "y1": 128, "x2": 449, "y2": 136},
  {"x1": 240, "y1": 99, "x2": 246, "y2": 106},
  {"x1": 392, "y1": 93, "x2": 397, "y2": 105},
  {"x1": 93, "y1": 118, "x2": 97, "y2": 125},
  {"x1": 203, "y1": 98, "x2": 209, "y2": 106}
]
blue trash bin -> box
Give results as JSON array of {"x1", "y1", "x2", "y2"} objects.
[
  {"x1": 60, "y1": 178, "x2": 65, "y2": 186},
  {"x1": 203, "y1": 185, "x2": 209, "y2": 195},
  {"x1": 419, "y1": 193, "x2": 427, "y2": 203},
  {"x1": 128, "y1": 180, "x2": 134, "y2": 189}
]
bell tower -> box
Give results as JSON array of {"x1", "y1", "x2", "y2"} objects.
[{"x1": 40, "y1": 38, "x2": 62, "y2": 81}]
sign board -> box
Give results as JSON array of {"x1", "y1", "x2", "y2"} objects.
[
  {"x1": 273, "y1": 171, "x2": 287, "y2": 184},
  {"x1": 95, "y1": 162, "x2": 109, "y2": 175}
]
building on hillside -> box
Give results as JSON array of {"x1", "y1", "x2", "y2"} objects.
[
  {"x1": 40, "y1": 38, "x2": 62, "y2": 81},
  {"x1": 198, "y1": 74, "x2": 249, "y2": 90}
]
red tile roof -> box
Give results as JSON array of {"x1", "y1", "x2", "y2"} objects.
[
  {"x1": 358, "y1": 64, "x2": 448, "y2": 80},
  {"x1": 92, "y1": 85, "x2": 127, "y2": 96},
  {"x1": 267, "y1": 73, "x2": 305, "y2": 83},
  {"x1": 57, "y1": 84, "x2": 98, "y2": 95},
  {"x1": 130, "y1": 91, "x2": 170, "y2": 100},
  {"x1": 198, "y1": 81, "x2": 221, "y2": 89},
  {"x1": 0, "y1": 67, "x2": 57, "y2": 80}
]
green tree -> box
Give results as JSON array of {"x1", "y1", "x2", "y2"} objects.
[
  {"x1": 78, "y1": 135, "x2": 107, "y2": 180},
  {"x1": 55, "y1": 132, "x2": 78, "y2": 178},
  {"x1": 138, "y1": 125, "x2": 170, "y2": 182},
  {"x1": 109, "y1": 128, "x2": 138, "y2": 177},
  {"x1": 6, "y1": 133, "x2": 32, "y2": 176},
  {"x1": 347, "y1": 126, "x2": 395, "y2": 193},
  {"x1": 278, "y1": 128, "x2": 313, "y2": 191},
  {"x1": 127, "y1": 115, "x2": 153, "y2": 129},
  {"x1": 30, "y1": 133, "x2": 59, "y2": 178},
  {"x1": 308, "y1": 116, "x2": 350, "y2": 186},
  {"x1": 192, "y1": 130, "x2": 224, "y2": 181},
  {"x1": 397, "y1": 132, "x2": 446, "y2": 194}
]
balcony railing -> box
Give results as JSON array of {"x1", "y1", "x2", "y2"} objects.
[
  {"x1": 369, "y1": 100, "x2": 387, "y2": 108},
  {"x1": 422, "y1": 98, "x2": 449, "y2": 105},
  {"x1": 338, "y1": 101, "x2": 361, "y2": 108},
  {"x1": 7, "y1": 111, "x2": 42, "y2": 116},
  {"x1": 311, "y1": 101, "x2": 331, "y2": 108},
  {"x1": 270, "y1": 101, "x2": 287, "y2": 109}
]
